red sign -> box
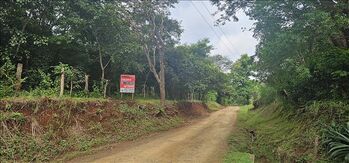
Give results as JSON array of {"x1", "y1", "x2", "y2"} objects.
[{"x1": 120, "y1": 74, "x2": 136, "y2": 93}]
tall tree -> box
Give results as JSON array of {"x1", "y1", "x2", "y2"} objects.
[
  {"x1": 166, "y1": 39, "x2": 226, "y2": 101},
  {"x1": 209, "y1": 54, "x2": 233, "y2": 72},
  {"x1": 59, "y1": 1, "x2": 136, "y2": 89},
  {"x1": 121, "y1": 0, "x2": 181, "y2": 104},
  {"x1": 212, "y1": 0, "x2": 349, "y2": 104}
]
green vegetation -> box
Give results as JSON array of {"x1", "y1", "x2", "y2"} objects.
[
  {"x1": 213, "y1": 0, "x2": 349, "y2": 162},
  {"x1": 0, "y1": 1, "x2": 255, "y2": 107},
  {"x1": 206, "y1": 101, "x2": 222, "y2": 111},
  {"x1": 0, "y1": 112, "x2": 25, "y2": 122},
  {"x1": 213, "y1": 0, "x2": 349, "y2": 105},
  {"x1": 219, "y1": 55, "x2": 257, "y2": 105},
  {"x1": 225, "y1": 152, "x2": 254, "y2": 163},
  {"x1": 323, "y1": 123, "x2": 349, "y2": 162},
  {"x1": 1, "y1": 0, "x2": 348, "y2": 162},
  {"x1": 227, "y1": 102, "x2": 349, "y2": 162},
  {"x1": 226, "y1": 104, "x2": 321, "y2": 162},
  {"x1": 224, "y1": 105, "x2": 254, "y2": 162}
]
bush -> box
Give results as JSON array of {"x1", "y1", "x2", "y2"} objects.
[
  {"x1": 305, "y1": 100, "x2": 349, "y2": 124},
  {"x1": 37, "y1": 69, "x2": 54, "y2": 89},
  {"x1": 258, "y1": 85, "x2": 277, "y2": 105},
  {"x1": 72, "y1": 91, "x2": 89, "y2": 98},
  {"x1": 89, "y1": 82, "x2": 103, "y2": 98},
  {"x1": 17, "y1": 69, "x2": 57, "y2": 97},
  {"x1": 21, "y1": 88, "x2": 56, "y2": 97},
  {"x1": 0, "y1": 58, "x2": 16, "y2": 98},
  {"x1": 254, "y1": 85, "x2": 278, "y2": 107},
  {"x1": 204, "y1": 91, "x2": 218, "y2": 102}
]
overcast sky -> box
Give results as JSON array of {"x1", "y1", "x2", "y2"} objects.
[{"x1": 170, "y1": 1, "x2": 258, "y2": 61}]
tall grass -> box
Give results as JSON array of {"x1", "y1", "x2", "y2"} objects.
[{"x1": 225, "y1": 103, "x2": 327, "y2": 162}]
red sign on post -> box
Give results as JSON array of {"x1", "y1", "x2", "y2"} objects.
[{"x1": 120, "y1": 74, "x2": 136, "y2": 93}]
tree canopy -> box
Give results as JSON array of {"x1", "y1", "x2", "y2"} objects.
[
  {"x1": 1, "y1": 0, "x2": 258, "y2": 105},
  {"x1": 212, "y1": 0, "x2": 349, "y2": 106}
]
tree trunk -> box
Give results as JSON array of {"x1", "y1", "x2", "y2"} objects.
[
  {"x1": 101, "y1": 69, "x2": 105, "y2": 89},
  {"x1": 159, "y1": 46, "x2": 166, "y2": 105},
  {"x1": 159, "y1": 82, "x2": 165, "y2": 104},
  {"x1": 143, "y1": 72, "x2": 150, "y2": 98},
  {"x1": 15, "y1": 63, "x2": 23, "y2": 92},
  {"x1": 96, "y1": 35, "x2": 111, "y2": 91},
  {"x1": 84, "y1": 74, "x2": 89, "y2": 93},
  {"x1": 156, "y1": 12, "x2": 166, "y2": 104},
  {"x1": 103, "y1": 80, "x2": 109, "y2": 98},
  {"x1": 59, "y1": 68, "x2": 65, "y2": 97},
  {"x1": 151, "y1": 87, "x2": 155, "y2": 97},
  {"x1": 70, "y1": 80, "x2": 73, "y2": 96},
  {"x1": 140, "y1": 13, "x2": 167, "y2": 105}
]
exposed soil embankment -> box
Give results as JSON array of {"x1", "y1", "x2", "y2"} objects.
[
  {"x1": 0, "y1": 98, "x2": 209, "y2": 162},
  {"x1": 177, "y1": 101, "x2": 210, "y2": 117}
]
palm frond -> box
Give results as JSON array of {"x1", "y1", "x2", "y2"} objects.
[{"x1": 323, "y1": 122, "x2": 349, "y2": 162}]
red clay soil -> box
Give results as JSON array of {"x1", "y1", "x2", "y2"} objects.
[
  {"x1": 176, "y1": 101, "x2": 210, "y2": 117},
  {"x1": 0, "y1": 98, "x2": 213, "y2": 162},
  {"x1": 0, "y1": 98, "x2": 134, "y2": 135},
  {"x1": 0, "y1": 98, "x2": 208, "y2": 136}
]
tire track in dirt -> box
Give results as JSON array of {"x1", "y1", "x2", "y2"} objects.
[{"x1": 69, "y1": 107, "x2": 238, "y2": 163}]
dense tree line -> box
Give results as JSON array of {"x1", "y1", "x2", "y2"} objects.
[
  {"x1": 0, "y1": 0, "x2": 256, "y2": 105},
  {"x1": 1, "y1": 0, "x2": 141, "y2": 96},
  {"x1": 212, "y1": 0, "x2": 349, "y2": 161},
  {"x1": 212, "y1": 0, "x2": 349, "y2": 105}
]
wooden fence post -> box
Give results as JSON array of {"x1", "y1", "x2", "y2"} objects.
[
  {"x1": 15, "y1": 63, "x2": 23, "y2": 92},
  {"x1": 84, "y1": 74, "x2": 89, "y2": 93},
  {"x1": 59, "y1": 67, "x2": 65, "y2": 97}
]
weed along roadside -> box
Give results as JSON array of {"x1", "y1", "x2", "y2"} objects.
[
  {"x1": 224, "y1": 105, "x2": 255, "y2": 163},
  {"x1": 224, "y1": 104, "x2": 311, "y2": 162},
  {"x1": 225, "y1": 103, "x2": 349, "y2": 163},
  {"x1": 0, "y1": 98, "x2": 215, "y2": 162}
]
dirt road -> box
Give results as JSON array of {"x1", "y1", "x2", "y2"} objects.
[{"x1": 70, "y1": 107, "x2": 238, "y2": 163}]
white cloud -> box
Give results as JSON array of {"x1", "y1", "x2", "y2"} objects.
[
  {"x1": 170, "y1": 1, "x2": 258, "y2": 61},
  {"x1": 213, "y1": 31, "x2": 258, "y2": 61}
]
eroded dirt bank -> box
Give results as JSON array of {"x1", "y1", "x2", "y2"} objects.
[
  {"x1": 70, "y1": 107, "x2": 238, "y2": 163},
  {"x1": 0, "y1": 98, "x2": 211, "y2": 162}
]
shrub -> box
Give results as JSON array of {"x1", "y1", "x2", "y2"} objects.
[
  {"x1": 89, "y1": 82, "x2": 103, "y2": 98},
  {"x1": 259, "y1": 85, "x2": 278, "y2": 105},
  {"x1": 306, "y1": 100, "x2": 349, "y2": 124},
  {"x1": 37, "y1": 69, "x2": 54, "y2": 89},
  {"x1": 204, "y1": 91, "x2": 218, "y2": 102},
  {"x1": 0, "y1": 58, "x2": 16, "y2": 98},
  {"x1": 19, "y1": 69, "x2": 57, "y2": 97}
]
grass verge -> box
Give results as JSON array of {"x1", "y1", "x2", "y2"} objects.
[
  {"x1": 224, "y1": 104, "x2": 255, "y2": 163},
  {"x1": 225, "y1": 103, "x2": 328, "y2": 162}
]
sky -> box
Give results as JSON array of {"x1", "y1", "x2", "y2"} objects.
[{"x1": 170, "y1": 1, "x2": 258, "y2": 61}]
